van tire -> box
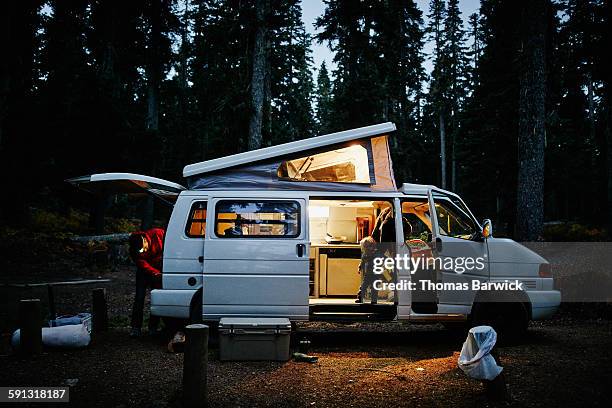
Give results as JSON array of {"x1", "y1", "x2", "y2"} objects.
[
  {"x1": 470, "y1": 302, "x2": 529, "y2": 342},
  {"x1": 189, "y1": 288, "x2": 203, "y2": 324}
]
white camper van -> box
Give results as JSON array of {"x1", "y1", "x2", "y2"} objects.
[{"x1": 69, "y1": 122, "x2": 560, "y2": 333}]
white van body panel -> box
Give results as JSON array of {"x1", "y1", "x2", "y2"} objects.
[
  {"x1": 151, "y1": 289, "x2": 195, "y2": 319},
  {"x1": 487, "y1": 238, "x2": 547, "y2": 268}
]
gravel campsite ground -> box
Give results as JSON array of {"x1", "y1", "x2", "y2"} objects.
[
  {"x1": 1, "y1": 237, "x2": 612, "y2": 407},
  {"x1": 0, "y1": 316, "x2": 611, "y2": 407}
]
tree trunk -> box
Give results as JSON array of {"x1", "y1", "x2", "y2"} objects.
[
  {"x1": 451, "y1": 132, "x2": 457, "y2": 191},
  {"x1": 248, "y1": 0, "x2": 267, "y2": 151},
  {"x1": 607, "y1": 107, "x2": 612, "y2": 237},
  {"x1": 516, "y1": 0, "x2": 547, "y2": 241},
  {"x1": 439, "y1": 112, "x2": 447, "y2": 189},
  {"x1": 264, "y1": 11, "x2": 272, "y2": 142},
  {"x1": 1, "y1": 0, "x2": 39, "y2": 225},
  {"x1": 179, "y1": 0, "x2": 189, "y2": 93},
  {"x1": 146, "y1": 0, "x2": 162, "y2": 133}
]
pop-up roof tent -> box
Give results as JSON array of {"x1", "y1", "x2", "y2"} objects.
[{"x1": 183, "y1": 122, "x2": 397, "y2": 192}]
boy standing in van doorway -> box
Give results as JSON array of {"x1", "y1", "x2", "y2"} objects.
[
  {"x1": 128, "y1": 228, "x2": 165, "y2": 338},
  {"x1": 357, "y1": 235, "x2": 379, "y2": 304}
]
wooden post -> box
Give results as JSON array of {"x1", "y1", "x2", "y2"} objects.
[
  {"x1": 19, "y1": 299, "x2": 42, "y2": 356},
  {"x1": 92, "y1": 288, "x2": 108, "y2": 333},
  {"x1": 183, "y1": 324, "x2": 209, "y2": 408},
  {"x1": 485, "y1": 348, "x2": 510, "y2": 401},
  {"x1": 47, "y1": 284, "x2": 56, "y2": 322}
]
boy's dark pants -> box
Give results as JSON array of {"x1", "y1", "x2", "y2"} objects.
[{"x1": 131, "y1": 269, "x2": 161, "y2": 331}]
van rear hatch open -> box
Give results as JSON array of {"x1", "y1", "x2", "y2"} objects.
[{"x1": 66, "y1": 173, "x2": 186, "y2": 204}]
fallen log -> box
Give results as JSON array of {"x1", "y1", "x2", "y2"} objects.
[
  {"x1": 4, "y1": 279, "x2": 111, "y2": 288},
  {"x1": 70, "y1": 233, "x2": 130, "y2": 243}
]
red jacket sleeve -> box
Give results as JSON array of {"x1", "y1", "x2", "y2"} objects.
[{"x1": 135, "y1": 258, "x2": 161, "y2": 277}]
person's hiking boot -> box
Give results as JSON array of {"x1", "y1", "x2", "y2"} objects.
[{"x1": 130, "y1": 328, "x2": 142, "y2": 338}]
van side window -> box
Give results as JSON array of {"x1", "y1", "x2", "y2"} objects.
[
  {"x1": 434, "y1": 199, "x2": 478, "y2": 240},
  {"x1": 215, "y1": 200, "x2": 300, "y2": 238},
  {"x1": 186, "y1": 201, "x2": 207, "y2": 238}
]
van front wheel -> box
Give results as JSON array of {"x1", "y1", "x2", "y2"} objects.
[{"x1": 470, "y1": 302, "x2": 529, "y2": 342}]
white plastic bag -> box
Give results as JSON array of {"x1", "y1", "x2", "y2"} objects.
[
  {"x1": 12, "y1": 323, "x2": 91, "y2": 350},
  {"x1": 458, "y1": 325, "x2": 503, "y2": 380}
]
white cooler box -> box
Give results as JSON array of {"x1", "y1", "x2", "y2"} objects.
[{"x1": 218, "y1": 317, "x2": 292, "y2": 361}]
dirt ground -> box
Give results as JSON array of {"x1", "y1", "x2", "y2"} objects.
[
  {"x1": 1, "y1": 236, "x2": 612, "y2": 407},
  {"x1": 0, "y1": 319, "x2": 611, "y2": 407}
]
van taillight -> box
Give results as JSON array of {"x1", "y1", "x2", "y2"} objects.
[{"x1": 539, "y1": 263, "x2": 552, "y2": 278}]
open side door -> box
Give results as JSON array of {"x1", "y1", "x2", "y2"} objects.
[
  {"x1": 67, "y1": 173, "x2": 186, "y2": 205},
  {"x1": 427, "y1": 188, "x2": 489, "y2": 313},
  {"x1": 427, "y1": 189, "x2": 440, "y2": 244}
]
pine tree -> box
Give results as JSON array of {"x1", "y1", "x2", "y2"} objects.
[
  {"x1": 40, "y1": 0, "x2": 111, "y2": 186},
  {"x1": 0, "y1": 0, "x2": 44, "y2": 224},
  {"x1": 159, "y1": 0, "x2": 198, "y2": 178},
  {"x1": 372, "y1": 0, "x2": 426, "y2": 183},
  {"x1": 88, "y1": 0, "x2": 148, "y2": 173},
  {"x1": 316, "y1": 0, "x2": 426, "y2": 184},
  {"x1": 467, "y1": 13, "x2": 482, "y2": 91},
  {"x1": 316, "y1": 0, "x2": 384, "y2": 128},
  {"x1": 442, "y1": 0, "x2": 470, "y2": 191},
  {"x1": 460, "y1": 0, "x2": 523, "y2": 232},
  {"x1": 597, "y1": 0, "x2": 612, "y2": 234},
  {"x1": 190, "y1": 0, "x2": 252, "y2": 158},
  {"x1": 267, "y1": 0, "x2": 315, "y2": 144},
  {"x1": 315, "y1": 62, "x2": 333, "y2": 134},
  {"x1": 426, "y1": 0, "x2": 448, "y2": 188},
  {"x1": 144, "y1": 0, "x2": 176, "y2": 176}
]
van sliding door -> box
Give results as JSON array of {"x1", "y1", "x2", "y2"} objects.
[{"x1": 201, "y1": 196, "x2": 309, "y2": 320}]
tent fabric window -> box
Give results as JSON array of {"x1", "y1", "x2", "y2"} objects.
[
  {"x1": 215, "y1": 200, "x2": 300, "y2": 238},
  {"x1": 277, "y1": 143, "x2": 373, "y2": 184},
  {"x1": 186, "y1": 201, "x2": 207, "y2": 238}
]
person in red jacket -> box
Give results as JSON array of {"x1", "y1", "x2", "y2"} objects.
[{"x1": 128, "y1": 228, "x2": 165, "y2": 337}]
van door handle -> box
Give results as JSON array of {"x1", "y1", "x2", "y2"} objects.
[
  {"x1": 198, "y1": 256, "x2": 204, "y2": 263},
  {"x1": 296, "y1": 244, "x2": 305, "y2": 258},
  {"x1": 435, "y1": 237, "x2": 443, "y2": 252}
]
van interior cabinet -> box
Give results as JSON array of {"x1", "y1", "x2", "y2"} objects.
[{"x1": 312, "y1": 246, "x2": 361, "y2": 297}]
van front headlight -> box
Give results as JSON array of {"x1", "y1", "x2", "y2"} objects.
[{"x1": 538, "y1": 263, "x2": 552, "y2": 278}]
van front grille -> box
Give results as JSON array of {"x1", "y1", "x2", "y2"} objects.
[{"x1": 522, "y1": 280, "x2": 537, "y2": 290}]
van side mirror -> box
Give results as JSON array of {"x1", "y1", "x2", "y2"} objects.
[{"x1": 482, "y1": 219, "x2": 493, "y2": 239}]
